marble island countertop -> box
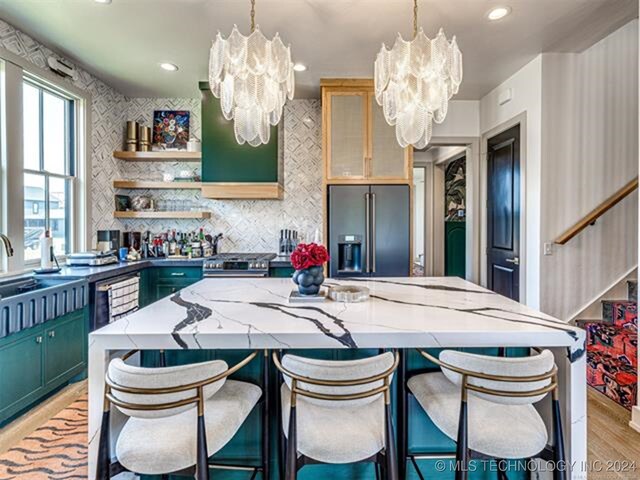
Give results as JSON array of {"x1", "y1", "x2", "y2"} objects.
[
  {"x1": 88, "y1": 276, "x2": 587, "y2": 479},
  {"x1": 90, "y1": 276, "x2": 585, "y2": 357}
]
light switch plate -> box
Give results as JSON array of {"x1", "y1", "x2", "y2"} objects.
[{"x1": 544, "y1": 242, "x2": 553, "y2": 256}]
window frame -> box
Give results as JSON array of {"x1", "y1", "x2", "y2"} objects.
[
  {"x1": 22, "y1": 76, "x2": 77, "y2": 263},
  {"x1": 0, "y1": 46, "x2": 90, "y2": 275}
]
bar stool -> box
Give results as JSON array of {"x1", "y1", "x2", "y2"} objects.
[
  {"x1": 405, "y1": 349, "x2": 565, "y2": 480},
  {"x1": 272, "y1": 350, "x2": 400, "y2": 480},
  {"x1": 95, "y1": 350, "x2": 266, "y2": 480}
]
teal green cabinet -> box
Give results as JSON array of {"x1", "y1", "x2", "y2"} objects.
[
  {"x1": 44, "y1": 310, "x2": 86, "y2": 387},
  {"x1": 0, "y1": 307, "x2": 88, "y2": 426},
  {"x1": 0, "y1": 328, "x2": 44, "y2": 423},
  {"x1": 147, "y1": 267, "x2": 203, "y2": 304},
  {"x1": 269, "y1": 266, "x2": 294, "y2": 278},
  {"x1": 199, "y1": 82, "x2": 282, "y2": 199}
]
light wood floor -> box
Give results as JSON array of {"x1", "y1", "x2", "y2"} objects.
[
  {"x1": 1, "y1": 383, "x2": 639, "y2": 478},
  {"x1": 587, "y1": 388, "x2": 640, "y2": 479}
]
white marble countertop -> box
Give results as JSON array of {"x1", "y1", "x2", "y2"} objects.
[
  {"x1": 90, "y1": 276, "x2": 584, "y2": 357},
  {"x1": 88, "y1": 277, "x2": 588, "y2": 479}
]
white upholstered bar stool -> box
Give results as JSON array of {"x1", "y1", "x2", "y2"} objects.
[
  {"x1": 95, "y1": 350, "x2": 263, "y2": 480},
  {"x1": 273, "y1": 351, "x2": 400, "y2": 480},
  {"x1": 406, "y1": 349, "x2": 565, "y2": 480}
]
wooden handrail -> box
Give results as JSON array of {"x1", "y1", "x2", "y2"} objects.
[{"x1": 554, "y1": 177, "x2": 638, "y2": 245}]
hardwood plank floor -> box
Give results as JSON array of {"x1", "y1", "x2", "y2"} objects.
[{"x1": 587, "y1": 388, "x2": 640, "y2": 480}]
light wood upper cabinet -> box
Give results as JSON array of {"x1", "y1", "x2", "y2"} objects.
[{"x1": 322, "y1": 79, "x2": 412, "y2": 184}]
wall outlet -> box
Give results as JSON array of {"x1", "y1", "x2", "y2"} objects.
[{"x1": 543, "y1": 242, "x2": 553, "y2": 256}]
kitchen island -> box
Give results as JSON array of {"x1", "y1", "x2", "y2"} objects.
[{"x1": 88, "y1": 276, "x2": 586, "y2": 479}]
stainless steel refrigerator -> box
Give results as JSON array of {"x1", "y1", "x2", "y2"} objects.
[{"x1": 328, "y1": 185, "x2": 410, "y2": 277}]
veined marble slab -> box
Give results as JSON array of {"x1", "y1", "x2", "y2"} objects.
[
  {"x1": 90, "y1": 276, "x2": 584, "y2": 356},
  {"x1": 88, "y1": 277, "x2": 587, "y2": 479}
]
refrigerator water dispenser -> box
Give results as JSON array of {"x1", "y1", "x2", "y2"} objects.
[{"x1": 337, "y1": 235, "x2": 363, "y2": 274}]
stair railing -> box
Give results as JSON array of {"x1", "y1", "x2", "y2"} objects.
[{"x1": 554, "y1": 177, "x2": 638, "y2": 245}]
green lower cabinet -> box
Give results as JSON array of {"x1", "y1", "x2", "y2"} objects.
[
  {"x1": 0, "y1": 328, "x2": 44, "y2": 423},
  {"x1": 0, "y1": 307, "x2": 88, "y2": 426},
  {"x1": 268, "y1": 266, "x2": 294, "y2": 278},
  {"x1": 146, "y1": 267, "x2": 203, "y2": 304},
  {"x1": 44, "y1": 310, "x2": 86, "y2": 387}
]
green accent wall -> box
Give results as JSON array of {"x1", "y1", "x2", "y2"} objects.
[{"x1": 199, "y1": 82, "x2": 279, "y2": 183}]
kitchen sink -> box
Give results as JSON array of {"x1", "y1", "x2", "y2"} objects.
[
  {"x1": 0, "y1": 277, "x2": 73, "y2": 300},
  {"x1": 0, "y1": 275, "x2": 89, "y2": 338}
]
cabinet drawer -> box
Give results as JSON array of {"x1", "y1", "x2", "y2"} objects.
[
  {"x1": 0, "y1": 329, "x2": 44, "y2": 421},
  {"x1": 154, "y1": 267, "x2": 203, "y2": 282}
]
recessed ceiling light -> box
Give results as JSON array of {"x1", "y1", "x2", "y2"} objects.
[
  {"x1": 159, "y1": 63, "x2": 179, "y2": 72},
  {"x1": 94, "y1": 0, "x2": 112, "y2": 4},
  {"x1": 293, "y1": 63, "x2": 307, "y2": 72},
  {"x1": 487, "y1": 6, "x2": 511, "y2": 21}
]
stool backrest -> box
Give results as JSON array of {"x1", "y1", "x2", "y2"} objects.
[
  {"x1": 439, "y1": 349, "x2": 555, "y2": 405},
  {"x1": 281, "y1": 352, "x2": 395, "y2": 407},
  {"x1": 108, "y1": 358, "x2": 228, "y2": 418}
]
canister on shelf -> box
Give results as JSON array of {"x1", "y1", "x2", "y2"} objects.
[
  {"x1": 138, "y1": 125, "x2": 152, "y2": 152},
  {"x1": 125, "y1": 120, "x2": 138, "y2": 152}
]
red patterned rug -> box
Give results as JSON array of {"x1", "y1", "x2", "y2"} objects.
[
  {"x1": 0, "y1": 396, "x2": 87, "y2": 479},
  {"x1": 585, "y1": 302, "x2": 638, "y2": 410}
]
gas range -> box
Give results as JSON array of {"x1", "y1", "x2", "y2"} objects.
[{"x1": 203, "y1": 253, "x2": 277, "y2": 277}]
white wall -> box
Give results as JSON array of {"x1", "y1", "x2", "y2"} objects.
[
  {"x1": 540, "y1": 20, "x2": 638, "y2": 319},
  {"x1": 480, "y1": 55, "x2": 543, "y2": 308},
  {"x1": 479, "y1": 20, "x2": 639, "y2": 318},
  {"x1": 434, "y1": 100, "x2": 480, "y2": 137}
]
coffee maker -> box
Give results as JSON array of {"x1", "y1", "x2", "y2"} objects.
[{"x1": 97, "y1": 230, "x2": 120, "y2": 252}]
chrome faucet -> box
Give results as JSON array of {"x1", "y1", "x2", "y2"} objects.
[{"x1": 0, "y1": 234, "x2": 14, "y2": 257}]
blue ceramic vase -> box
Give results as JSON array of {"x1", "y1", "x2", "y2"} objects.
[{"x1": 292, "y1": 265, "x2": 325, "y2": 295}]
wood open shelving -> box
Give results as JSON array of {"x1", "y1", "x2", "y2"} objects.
[
  {"x1": 113, "y1": 180, "x2": 202, "y2": 189},
  {"x1": 114, "y1": 211, "x2": 211, "y2": 219},
  {"x1": 113, "y1": 151, "x2": 201, "y2": 161}
]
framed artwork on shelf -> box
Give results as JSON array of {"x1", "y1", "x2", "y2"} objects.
[
  {"x1": 152, "y1": 110, "x2": 190, "y2": 150},
  {"x1": 115, "y1": 194, "x2": 131, "y2": 212}
]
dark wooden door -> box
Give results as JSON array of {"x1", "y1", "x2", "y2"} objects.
[{"x1": 487, "y1": 125, "x2": 520, "y2": 300}]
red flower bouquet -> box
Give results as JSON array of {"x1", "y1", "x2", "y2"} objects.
[{"x1": 290, "y1": 243, "x2": 329, "y2": 270}]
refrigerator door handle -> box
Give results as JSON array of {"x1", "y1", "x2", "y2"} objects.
[
  {"x1": 371, "y1": 192, "x2": 376, "y2": 273},
  {"x1": 365, "y1": 192, "x2": 370, "y2": 273}
]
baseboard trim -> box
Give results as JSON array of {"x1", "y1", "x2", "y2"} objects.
[
  {"x1": 568, "y1": 265, "x2": 638, "y2": 322},
  {"x1": 630, "y1": 406, "x2": 640, "y2": 433}
]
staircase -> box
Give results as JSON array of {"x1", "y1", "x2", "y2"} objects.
[{"x1": 576, "y1": 280, "x2": 638, "y2": 410}]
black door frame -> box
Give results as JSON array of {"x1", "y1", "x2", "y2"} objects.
[{"x1": 481, "y1": 114, "x2": 526, "y2": 302}]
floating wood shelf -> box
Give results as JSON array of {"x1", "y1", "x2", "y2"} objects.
[
  {"x1": 114, "y1": 211, "x2": 211, "y2": 219},
  {"x1": 113, "y1": 151, "x2": 201, "y2": 161},
  {"x1": 113, "y1": 180, "x2": 202, "y2": 189}
]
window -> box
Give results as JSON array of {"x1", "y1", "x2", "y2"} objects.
[{"x1": 22, "y1": 79, "x2": 75, "y2": 261}]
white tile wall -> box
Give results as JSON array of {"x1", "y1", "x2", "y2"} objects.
[{"x1": 0, "y1": 19, "x2": 323, "y2": 254}]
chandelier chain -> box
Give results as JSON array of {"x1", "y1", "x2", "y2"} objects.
[
  {"x1": 413, "y1": 0, "x2": 418, "y2": 38},
  {"x1": 250, "y1": 0, "x2": 256, "y2": 32}
]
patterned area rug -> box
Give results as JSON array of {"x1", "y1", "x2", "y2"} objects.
[
  {"x1": 0, "y1": 396, "x2": 87, "y2": 479},
  {"x1": 585, "y1": 302, "x2": 638, "y2": 410}
]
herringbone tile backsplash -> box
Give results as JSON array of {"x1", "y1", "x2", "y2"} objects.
[{"x1": 0, "y1": 18, "x2": 323, "y2": 253}]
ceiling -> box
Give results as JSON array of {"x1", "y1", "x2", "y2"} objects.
[{"x1": 0, "y1": 0, "x2": 636, "y2": 99}]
